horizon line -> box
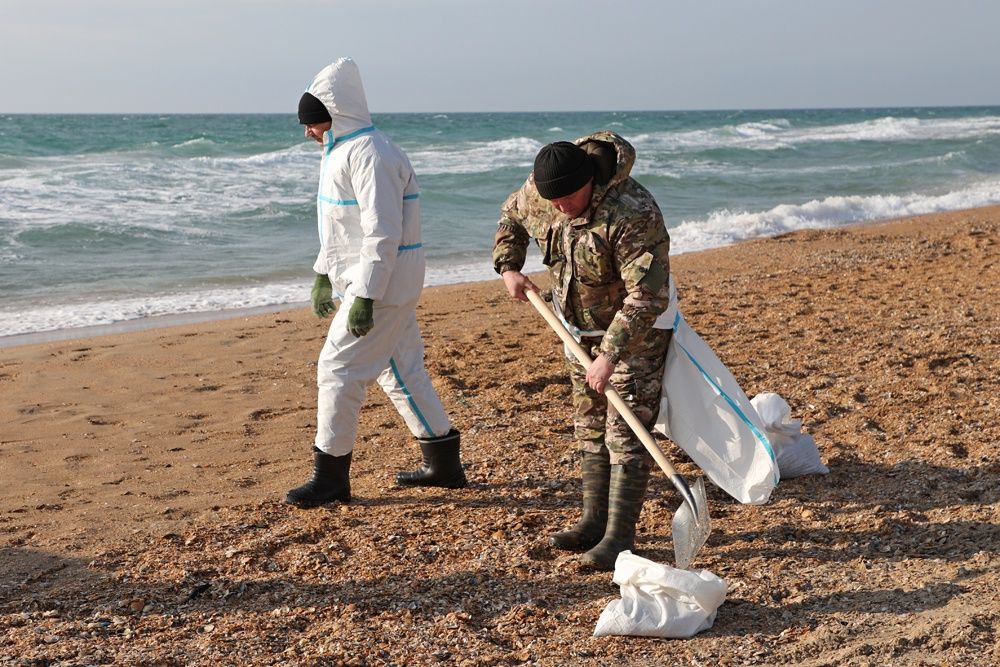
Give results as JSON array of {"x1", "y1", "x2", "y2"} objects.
[{"x1": 2, "y1": 103, "x2": 999, "y2": 116}]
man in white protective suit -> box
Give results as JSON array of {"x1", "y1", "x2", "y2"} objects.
[{"x1": 286, "y1": 58, "x2": 467, "y2": 508}]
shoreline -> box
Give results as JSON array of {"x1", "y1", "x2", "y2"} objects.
[
  {"x1": 0, "y1": 302, "x2": 307, "y2": 350},
  {"x1": 3, "y1": 205, "x2": 996, "y2": 351}
]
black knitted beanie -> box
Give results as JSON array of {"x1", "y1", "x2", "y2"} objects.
[
  {"x1": 298, "y1": 92, "x2": 332, "y2": 125},
  {"x1": 532, "y1": 141, "x2": 594, "y2": 200}
]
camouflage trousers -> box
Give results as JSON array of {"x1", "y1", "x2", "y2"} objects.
[{"x1": 567, "y1": 328, "x2": 672, "y2": 467}]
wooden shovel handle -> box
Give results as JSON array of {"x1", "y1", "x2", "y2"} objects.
[{"x1": 525, "y1": 289, "x2": 680, "y2": 478}]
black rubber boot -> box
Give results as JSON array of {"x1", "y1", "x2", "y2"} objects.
[
  {"x1": 549, "y1": 449, "x2": 611, "y2": 551},
  {"x1": 580, "y1": 461, "x2": 651, "y2": 570},
  {"x1": 395, "y1": 429, "x2": 467, "y2": 489},
  {"x1": 285, "y1": 447, "x2": 352, "y2": 508}
]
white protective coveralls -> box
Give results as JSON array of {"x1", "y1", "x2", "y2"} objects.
[{"x1": 306, "y1": 58, "x2": 452, "y2": 456}]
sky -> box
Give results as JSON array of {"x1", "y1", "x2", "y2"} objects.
[{"x1": 1, "y1": 0, "x2": 999, "y2": 113}]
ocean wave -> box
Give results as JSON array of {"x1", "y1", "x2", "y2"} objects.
[
  {"x1": 192, "y1": 143, "x2": 314, "y2": 166},
  {"x1": 408, "y1": 136, "x2": 542, "y2": 174},
  {"x1": 630, "y1": 115, "x2": 1000, "y2": 152},
  {"x1": 634, "y1": 150, "x2": 967, "y2": 178},
  {"x1": 792, "y1": 115, "x2": 1000, "y2": 144},
  {"x1": 0, "y1": 282, "x2": 310, "y2": 338},
  {"x1": 630, "y1": 119, "x2": 796, "y2": 151},
  {"x1": 172, "y1": 137, "x2": 216, "y2": 149},
  {"x1": 0, "y1": 248, "x2": 23, "y2": 264},
  {"x1": 0, "y1": 152, "x2": 313, "y2": 228},
  {"x1": 0, "y1": 154, "x2": 32, "y2": 169},
  {"x1": 1, "y1": 178, "x2": 305, "y2": 228},
  {"x1": 669, "y1": 179, "x2": 1000, "y2": 254}
]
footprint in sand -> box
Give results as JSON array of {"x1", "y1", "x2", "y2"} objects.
[
  {"x1": 247, "y1": 406, "x2": 298, "y2": 421},
  {"x1": 86, "y1": 416, "x2": 122, "y2": 426}
]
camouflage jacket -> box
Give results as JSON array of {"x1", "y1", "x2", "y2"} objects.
[{"x1": 492, "y1": 130, "x2": 672, "y2": 364}]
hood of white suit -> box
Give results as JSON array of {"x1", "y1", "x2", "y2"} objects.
[{"x1": 306, "y1": 57, "x2": 373, "y2": 139}]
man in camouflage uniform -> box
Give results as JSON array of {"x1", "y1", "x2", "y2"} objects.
[{"x1": 492, "y1": 132, "x2": 673, "y2": 570}]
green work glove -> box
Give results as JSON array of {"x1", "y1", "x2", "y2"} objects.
[
  {"x1": 311, "y1": 273, "x2": 336, "y2": 319},
  {"x1": 347, "y1": 297, "x2": 374, "y2": 337}
]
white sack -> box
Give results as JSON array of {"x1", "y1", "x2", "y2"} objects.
[
  {"x1": 593, "y1": 551, "x2": 727, "y2": 639},
  {"x1": 654, "y1": 313, "x2": 779, "y2": 504},
  {"x1": 750, "y1": 392, "x2": 829, "y2": 478}
]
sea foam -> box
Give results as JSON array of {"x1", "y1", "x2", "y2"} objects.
[
  {"x1": 408, "y1": 137, "x2": 542, "y2": 174},
  {"x1": 0, "y1": 282, "x2": 310, "y2": 338},
  {"x1": 669, "y1": 179, "x2": 1000, "y2": 254},
  {"x1": 630, "y1": 115, "x2": 1000, "y2": 152}
]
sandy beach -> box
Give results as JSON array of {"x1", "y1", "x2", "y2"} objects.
[{"x1": 2, "y1": 206, "x2": 998, "y2": 665}]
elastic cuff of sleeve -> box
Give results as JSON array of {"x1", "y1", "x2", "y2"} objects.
[
  {"x1": 600, "y1": 348, "x2": 622, "y2": 366},
  {"x1": 496, "y1": 263, "x2": 520, "y2": 275}
]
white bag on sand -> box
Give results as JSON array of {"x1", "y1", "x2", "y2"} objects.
[
  {"x1": 654, "y1": 312, "x2": 779, "y2": 504},
  {"x1": 593, "y1": 552, "x2": 727, "y2": 639},
  {"x1": 750, "y1": 392, "x2": 829, "y2": 478}
]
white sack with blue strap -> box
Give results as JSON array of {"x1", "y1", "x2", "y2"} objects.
[
  {"x1": 750, "y1": 392, "x2": 828, "y2": 478},
  {"x1": 654, "y1": 312, "x2": 779, "y2": 505},
  {"x1": 593, "y1": 551, "x2": 727, "y2": 638}
]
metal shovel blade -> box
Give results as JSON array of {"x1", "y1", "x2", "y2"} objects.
[{"x1": 671, "y1": 476, "x2": 711, "y2": 570}]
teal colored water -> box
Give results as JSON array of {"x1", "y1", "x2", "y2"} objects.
[{"x1": 1, "y1": 108, "x2": 998, "y2": 337}]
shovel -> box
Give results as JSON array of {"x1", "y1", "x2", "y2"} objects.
[{"x1": 525, "y1": 289, "x2": 711, "y2": 569}]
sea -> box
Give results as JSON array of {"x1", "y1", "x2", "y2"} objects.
[{"x1": 2, "y1": 107, "x2": 999, "y2": 343}]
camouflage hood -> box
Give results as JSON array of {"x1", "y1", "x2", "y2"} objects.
[{"x1": 571, "y1": 130, "x2": 637, "y2": 206}]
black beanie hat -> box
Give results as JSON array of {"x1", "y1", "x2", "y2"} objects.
[
  {"x1": 533, "y1": 141, "x2": 594, "y2": 200},
  {"x1": 298, "y1": 92, "x2": 332, "y2": 125}
]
